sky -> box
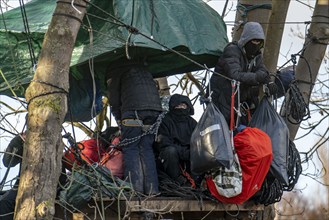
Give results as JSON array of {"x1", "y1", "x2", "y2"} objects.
[{"x1": 0, "y1": 0, "x2": 328, "y2": 209}]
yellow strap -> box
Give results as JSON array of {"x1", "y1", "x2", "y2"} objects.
[{"x1": 0, "y1": 68, "x2": 18, "y2": 98}]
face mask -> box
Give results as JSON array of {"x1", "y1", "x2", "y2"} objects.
[
  {"x1": 244, "y1": 40, "x2": 262, "y2": 59},
  {"x1": 172, "y1": 108, "x2": 190, "y2": 116}
]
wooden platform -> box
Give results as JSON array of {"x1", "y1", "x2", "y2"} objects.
[{"x1": 55, "y1": 197, "x2": 266, "y2": 220}]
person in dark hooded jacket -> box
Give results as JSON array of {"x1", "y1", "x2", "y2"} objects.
[
  {"x1": 154, "y1": 94, "x2": 197, "y2": 186},
  {"x1": 208, "y1": 22, "x2": 277, "y2": 126},
  {"x1": 0, "y1": 133, "x2": 66, "y2": 220},
  {"x1": 106, "y1": 60, "x2": 163, "y2": 195}
]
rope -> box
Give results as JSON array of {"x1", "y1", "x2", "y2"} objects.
[
  {"x1": 282, "y1": 140, "x2": 302, "y2": 191},
  {"x1": 284, "y1": 80, "x2": 310, "y2": 124},
  {"x1": 81, "y1": 0, "x2": 232, "y2": 82},
  {"x1": 19, "y1": 0, "x2": 37, "y2": 68},
  {"x1": 237, "y1": 3, "x2": 272, "y2": 19}
]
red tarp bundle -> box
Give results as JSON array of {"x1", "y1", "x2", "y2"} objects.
[
  {"x1": 64, "y1": 139, "x2": 106, "y2": 169},
  {"x1": 207, "y1": 127, "x2": 273, "y2": 204}
]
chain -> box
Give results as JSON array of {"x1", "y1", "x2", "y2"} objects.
[{"x1": 117, "y1": 112, "x2": 165, "y2": 147}]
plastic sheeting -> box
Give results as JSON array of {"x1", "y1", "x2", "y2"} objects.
[
  {"x1": 0, "y1": 0, "x2": 228, "y2": 97},
  {"x1": 249, "y1": 97, "x2": 289, "y2": 185},
  {"x1": 190, "y1": 102, "x2": 233, "y2": 174}
]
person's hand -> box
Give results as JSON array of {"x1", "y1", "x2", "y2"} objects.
[
  {"x1": 265, "y1": 82, "x2": 278, "y2": 96},
  {"x1": 178, "y1": 146, "x2": 190, "y2": 161},
  {"x1": 255, "y1": 71, "x2": 269, "y2": 84}
]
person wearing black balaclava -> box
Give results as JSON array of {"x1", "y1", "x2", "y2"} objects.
[
  {"x1": 208, "y1": 22, "x2": 277, "y2": 126},
  {"x1": 154, "y1": 94, "x2": 197, "y2": 186},
  {"x1": 0, "y1": 133, "x2": 67, "y2": 220}
]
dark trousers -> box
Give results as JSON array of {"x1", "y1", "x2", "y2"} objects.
[
  {"x1": 158, "y1": 146, "x2": 190, "y2": 185},
  {"x1": 121, "y1": 110, "x2": 160, "y2": 195}
]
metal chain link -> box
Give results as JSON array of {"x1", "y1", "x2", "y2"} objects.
[{"x1": 117, "y1": 112, "x2": 165, "y2": 147}]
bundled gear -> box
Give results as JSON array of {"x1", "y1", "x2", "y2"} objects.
[
  {"x1": 206, "y1": 127, "x2": 272, "y2": 204},
  {"x1": 250, "y1": 97, "x2": 289, "y2": 186},
  {"x1": 63, "y1": 138, "x2": 106, "y2": 170},
  {"x1": 283, "y1": 140, "x2": 302, "y2": 191},
  {"x1": 59, "y1": 165, "x2": 132, "y2": 210},
  {"x1": 252, "y1": 174, "x2": 283, "y2": 205},
  {"x1": 99, "y1": 136, "x2": 124, "y2": 179},
  {"x1": 190, "y1": 102, "x2": 233, "y2": 174},
  {"x1": 206, "y1": 150, "x2": 242, "y2": 199},
  {"x1": 275, "y1": 65, "x2": 295, "y2": 98}
]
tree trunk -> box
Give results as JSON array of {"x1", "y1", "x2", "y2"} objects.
[
  {"x1": 15, "y1": 1, "x2": 87, "y2": 219},
  {"x1": 263, "y1": 0, "x2": 291, "y2": 74},
  {"x1": 232, "y1": 0, "x2": 272, "y2": 41},
  {"x1": 285, "y1": 0, "x2": 329, "y2": 140}
]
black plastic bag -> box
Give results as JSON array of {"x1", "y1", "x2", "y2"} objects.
[
  {"x1": 191, "y1": 102, "x2": 233, "y2": 175},
  {"x1": 249, "y1": 97, "x2": 289, "y2": 185}
]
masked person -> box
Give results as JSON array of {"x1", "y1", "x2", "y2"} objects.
[
  {"x1": 0, "y1": 133, "x2": 67, "y2": 220},
  {"x1": 0, "y1": 134, "x2": 24, "y2": 220},
  {"x1": 208, "y1": 22, "x2": 277, "y2": 126},
  {"x1": 154, "y1": 94, "x2": 197, "y2": 186},
  {"x1": 106, "y1": 60, "x2": 163, "y2": 195}
]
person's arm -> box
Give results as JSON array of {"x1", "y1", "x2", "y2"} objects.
[
  {"x1": 154, "y1": 119, "x2": 175, "y2": 153},
  {"x1": 3, "y1": 135, "x2": 24, "y2": 168},
  {"x1": 253, "y1": 56, "x2": 271, "y2": 84},
  {"x1": 219, "y1": 45, "x2": 266, "y2": 85}
]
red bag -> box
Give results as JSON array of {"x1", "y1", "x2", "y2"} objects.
[
  {"x1": 206, "y1": 127, "x2": 273, "y2": 204},
  {"x1": 64, "y1": 139, "x2": 106, "y2": 170},
  {"x1": 99, "y1": 136, "x2": 124, "y2": 179}
]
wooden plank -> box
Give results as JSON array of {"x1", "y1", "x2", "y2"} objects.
[
  {"x1": 120, "y1": 197, "x2": 264, "y2": 212},
  {"x1": 55, "y1": 197, "x2": 265, "y2": 220}
]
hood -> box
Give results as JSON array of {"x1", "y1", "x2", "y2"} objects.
[
  {"x1": 238, "y1": 22, "x2": 265, "y2": 47},
  {"x1": 169, "y1": 94, "x2": 194, "y2": 115}
]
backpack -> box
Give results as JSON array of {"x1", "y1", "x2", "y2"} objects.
[
  {"x1": 249, "y1": 97, "x2": 289, "y2": 185},
  {"x1": 206, "y1": 149, "x2": 242, "y2": 198},
  {"x1": 206, "y1": 127, "x2": 272, "y2": 204},
  {"x1": 99, "y1": 136, "x2": 124, "y2": 179},
  {"x1": 63, "y1": 139, "x2": 106, "y2": 170}
]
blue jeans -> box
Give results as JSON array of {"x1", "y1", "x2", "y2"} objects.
[{"x1": 121, "y1": 110, "x2": 160, "y2": 194}]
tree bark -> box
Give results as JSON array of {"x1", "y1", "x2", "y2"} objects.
[
  {"x1": 285, "y1": 0, "x2": 329, "y2": 140},
  {"x1": 232, "y1": 0, "x2": 272, "y2": 41},
  {"x1": 15, "y1": 1, "x2": 87, "y2": 219},
  {"x1": 263, "y1": 0, "x2": 291, "y2": 74}
]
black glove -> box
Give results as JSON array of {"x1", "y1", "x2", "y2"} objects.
[
  {"x1": 255, "y1": 71, "x2": 270, "y2": 84},
  {"x1": 178, "y1": 146, "x2": 190, "y2": 161},
  {"x1": 265, "y1": 82, "x2": 278, "y2": 96}
]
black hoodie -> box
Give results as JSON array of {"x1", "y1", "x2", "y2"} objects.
[{"x1": 154, "y1": 94, "x2": 197, "y2": 154}]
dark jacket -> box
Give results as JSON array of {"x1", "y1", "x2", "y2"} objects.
[
  {"x1": 155, "y1": 94, "x2": 197, "y2": 156},
  {"x1": 3, "y1": 135, "x2": 24, "y2": 168},
  {"x1": 106, "y1": 63, "x2": 162, "y2": 120},
  {"x1": 209, "y1": 22, "x2": 269, "y2": 123}
]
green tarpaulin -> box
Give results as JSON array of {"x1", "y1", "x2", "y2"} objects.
[
  {"x1": 0, "y1": 0, "x2": 228, "y2": 95},
  {"x1": 0, "y1": 0, "x2": 228, "y2": 121}
]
